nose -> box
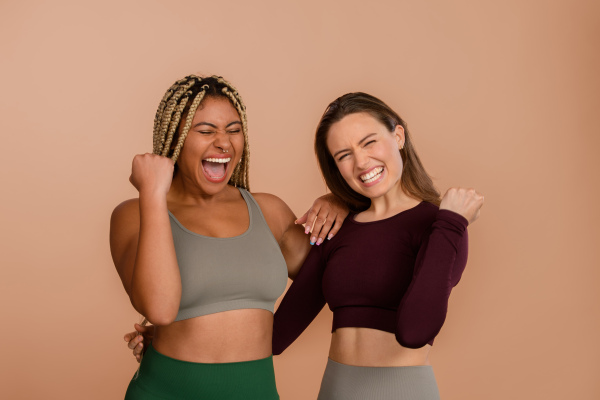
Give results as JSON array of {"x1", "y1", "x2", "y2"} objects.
[
  {"x1": 213, "y1": 131, "x2": 232, "y2": 153},
  {"x1": 354, "y1": 149, "x2": 370, "y2": 170}
]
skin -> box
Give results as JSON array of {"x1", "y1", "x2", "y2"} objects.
[
  {"x1": 113, "y1": 97, "x2": 348, "y2": 363},
  {"x1": 324, "y1": 112, "x2": 484, "y2": 366},
  {"x1": 126, "y1": 110, "x2": 484, "y2": 366}
]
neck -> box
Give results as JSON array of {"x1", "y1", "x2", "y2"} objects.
[
  {"x1": 365, "y1": 180, "x2": 418, "y2": 219},
  {"x1": 168, "y1": 171, "x2": 233, "y2": 206}
]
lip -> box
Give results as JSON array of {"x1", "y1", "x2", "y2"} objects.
[
  {"x1": 358, "y1": 166, "x2": 385, "y2": 187},
  {"x1": 201, "y1": 155, "x2": 232, "y2": 183}
]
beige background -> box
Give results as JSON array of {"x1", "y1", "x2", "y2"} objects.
[{"x1": 1, "y1": 0, "x2": 599, "y2": 399}]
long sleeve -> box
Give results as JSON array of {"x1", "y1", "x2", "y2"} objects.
[
  {"x1": 272, "y1": 244, "x2": 327, "y2": 355},
  {"x1": 395, "y1": 209, "x2": 469, "y2": 349}
]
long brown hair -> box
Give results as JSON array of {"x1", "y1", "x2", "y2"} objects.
[{"x1": 315, "y1": 92, "x2": 440, "y2": 212}]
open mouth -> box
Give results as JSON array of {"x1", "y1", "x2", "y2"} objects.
[
  {"x1": 359, "y1": 167, "x2": 384, "y2": 184},
  {"x1": 201, "y1": 157, "x2": 231, "y2": 183}
]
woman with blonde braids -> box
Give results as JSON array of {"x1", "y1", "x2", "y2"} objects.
[{"x1": 111, "y1": 75, "x2": 348, "y2": 399}]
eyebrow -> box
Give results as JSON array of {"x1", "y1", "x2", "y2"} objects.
[
  {"x1": 193, "y1": 121, "x2": 242, "y2": 129},
  {"x1": 332, "y1": 133, "x2": 378, "y2": 158}
]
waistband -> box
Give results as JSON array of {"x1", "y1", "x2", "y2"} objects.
[
  {"x1": 126, "y1": 344, "x2": 279, "y2": 400},
  {"x1": 318, "y1": 358, "x2": 439, "y2": 400}
]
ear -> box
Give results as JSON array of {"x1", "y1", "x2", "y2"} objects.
[{"x1": 393, "y1": 125, "x2": 405, "y2": 149}]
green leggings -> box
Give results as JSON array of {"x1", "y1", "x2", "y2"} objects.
[{"x1": 125, "y1": 344, "x2": 280, "y2": 400}]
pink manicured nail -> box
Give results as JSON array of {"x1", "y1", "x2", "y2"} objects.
[
  {"x1": 316, "y1": 238, "x2": 323, "y2": 246},
  {"x1": 305, "y1": 226, "x2": 311, "y2": 234}
]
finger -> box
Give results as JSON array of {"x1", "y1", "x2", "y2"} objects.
[
  {"x1": 124, "y1": 331, "x2": 139, "y2": 342},
  {"x1": 314, "y1": 218, "x2": 334, "y2": 245},
  {"x1": 303, "y1": 208, "x2": 321, "y2": 235},
  {"x1": 133, "y1": 342, "x2": 144, "y2": 357},
  {"x1": 127, "y1": 334, "x2": 143, "y2": 350},
  {"x1": 326, "y1": 218, "x2": 344, "y2": 240},
  {"x1": 134, "y1": 323, "x2": 152, "y2": 333},
  {"x1": 310, "y1": 210, "x2": 330, "y2": 245},
  {"x1": 295, "y1": 211, "x2": 308, "y2": 225}
]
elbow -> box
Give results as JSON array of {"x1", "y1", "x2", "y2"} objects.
[
  {"x1": 272, "y1": 338, "x2": 288, "y2": 356},
  {"x1": 145, "y1": 312, "x2": 177, "y2": 326},
  {"x1": 395, "y1": 330, "x2": 432, "y2": 349},
  {"x1": 131, "y1": 296, "x2": 178, "y2": 326},
  {"x1": 271, "y1": 333, "x2": 286, "y2": 356}
]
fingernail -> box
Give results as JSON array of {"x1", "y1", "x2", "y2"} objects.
[
  {"x1": 305, "y1": 226, "x2": 311, "y2": 234},
  {"x1": 327, "y1": 234, "x2": 333, "y2": 240},
  {"x1": 310, "y1": 236, "x2": 316, "y2": 245},
  {"x1": 316, "y1": 238, "x2": 323, "y2": 246}
]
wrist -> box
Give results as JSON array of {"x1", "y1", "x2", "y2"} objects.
[{"x1": 139, "y1": 191, "x2": 168, "y2": 210}]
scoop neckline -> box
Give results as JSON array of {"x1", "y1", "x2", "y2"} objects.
[
  {"x1": 349, "y1": 201, "x2": 427, "y2": 225},
  {"x1": 167, "y1": 187, "x2": 253, "y2": 240}
]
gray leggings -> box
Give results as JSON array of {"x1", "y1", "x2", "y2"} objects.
[{"x1": 317, "y1": 359, "x2": 440, "y2": 400}]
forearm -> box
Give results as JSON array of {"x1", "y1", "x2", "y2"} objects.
[
  {"x1": 273, "y1": 245, "x2": 326, "y2": 354},
  {"x1": 130, "y1": 192, "x2": 181, "y2": 325},
  {"x1": 395, "y1": 210, "x2": 468, "y2": 348}
]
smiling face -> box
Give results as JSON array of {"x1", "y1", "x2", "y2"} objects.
[
  {"x1": 175, "y1": 96, "x2": 245, "y2": 195},
  {"x1": 326, "y1": 112, "x2": 405, "y2": 200}
]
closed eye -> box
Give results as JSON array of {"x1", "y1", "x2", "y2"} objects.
[
  {"x1": 364, "y1": 140, "x2": 376, "y2": 146},
  {"x1": 337, "y1": 153, "x2": 350, "y2": 161},
  {"x1": 227, "y1": 129, "x2": 241, "y2": 134}
]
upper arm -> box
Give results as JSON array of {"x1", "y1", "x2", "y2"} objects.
[
  {"x1": 109, "y1": 198, "x2": 141, "y2": 295},
  {"x1": 252, "y1": 193, "x2": 312, "y2": 279}
]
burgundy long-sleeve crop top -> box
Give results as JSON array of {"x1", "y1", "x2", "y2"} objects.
[{"x1": 272, "y1": 201, "x2": 469, "y2": 354}]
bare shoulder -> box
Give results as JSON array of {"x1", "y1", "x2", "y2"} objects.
[
  {"x1": 250, "y1": 192, "x2": 296, "y2": 242},
  {"x1": 111, "y1": 198, "x2": 140, "y2": 229},
  {"x1": 110, "y1": 199, "x2": 140, "y2": 264},
  {"x1": 251, "y1": 192, "x2": 291, "y2": 213}
]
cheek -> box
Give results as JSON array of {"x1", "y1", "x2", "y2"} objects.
[
  {"x1": 377, "y1": 142, "x2": 402, "y2": 167},
  {"x1": 234, "y1": 136, "x2": 245, "y2": 149},
  {"x1": 180, "y1": 136, "x2": 203, "y2": 157},
  {"x1": 336, "y1": 162, "x2": 356, "y2": 185}
]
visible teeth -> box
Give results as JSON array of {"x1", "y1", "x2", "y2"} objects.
[
  {"x1": 360, "y1": 167, "x2": 383, "y2": 182},
  {"x1": 204, "y1": 158, "x2": 231, "y2": 163}
]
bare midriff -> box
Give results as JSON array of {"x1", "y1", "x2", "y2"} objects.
[
  {"x1": 329, "y1": 327, "x2": 431, "y2": 367},
  {"x1": 152, "y1": 309, "x2": 274, "y2": 363}
]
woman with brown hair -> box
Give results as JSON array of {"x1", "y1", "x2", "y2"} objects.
[
  {"x1": 271, "y1": 92, "x2": 484, "y2": 399},
  {"x1": 111, "y1": 75, "x2": 347, "y2": 399}
]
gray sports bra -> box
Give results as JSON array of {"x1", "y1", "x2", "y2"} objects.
[{"x1": 168, "y1": 188, "x2": 288, "y2": 321}]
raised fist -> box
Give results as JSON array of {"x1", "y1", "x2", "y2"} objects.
[
  {"x1": 439, "y1": 187, "x2": 484, "y2": 225},
  {"x1": 129, "y1": 153, "x2": 175, "y2": 197}
]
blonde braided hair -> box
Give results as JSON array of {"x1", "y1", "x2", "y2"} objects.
[{"x1": 151, "y1": 75, "x2": 250, "y2": 189}]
